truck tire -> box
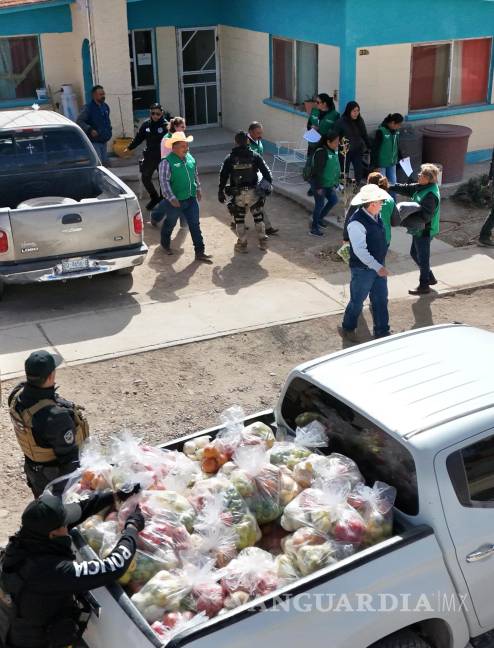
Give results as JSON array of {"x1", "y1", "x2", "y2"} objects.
[
  {"x1": 116, "y1": 266, "x2": 135, "y2": 276},
  {"x1": 369, "y1": 630, "x2": 431, "y2": 648}
]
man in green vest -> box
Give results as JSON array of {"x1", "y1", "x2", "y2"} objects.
[
  {"x1": 391, "y1": 163, "x2": 441, "y2": 295},
  {"x1": 158, "y1": 132, "x2": 213, "y2": 262}
]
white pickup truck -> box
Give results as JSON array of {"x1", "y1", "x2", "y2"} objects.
[
  {"x1": 75, "y1": 324, "x2": 494, "y2": 648},
  {"x1": 0, "y1": 110, "x2": 147, "y2": 299}
]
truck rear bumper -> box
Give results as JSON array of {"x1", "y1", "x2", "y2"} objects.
[{"x1": 0, "y1": 243, "x2": 148, "y2": 284}]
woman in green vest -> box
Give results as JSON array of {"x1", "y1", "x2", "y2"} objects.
[
  {"x1": 370, "y1": 113, "x2": 404, "y2": 194},
  {"x1": 307, "y1": 93, "x2": 340, "y2": 151},
  {"x1": 391, "y1": 163, "x2": 441, "y2": 295},
  {"x1": 309, "y1": 131, "x2": 341, "y2": 237}
]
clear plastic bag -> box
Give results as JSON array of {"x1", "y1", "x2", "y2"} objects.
[
  {"x1": 138, "y1": 490, "x2": 196, "y2": 532},
  {"x1": 131, "y1": 570, "x2": 189, "y2": 622},
  {"x1": 311, "y1": 452, "x2": 363, "y2": 489},
  {"x1": 191, "y1": 492, "x2": 239, "y2": 566},
  {"x1": 347, "y1": 481, "x2": 396, "y2": 547},
  {"x1": 57, "y1": 437, "x2": 113, "y2": 503},
  {"x1": 281, "y1": 527, "x2": 354, "y2": 576},
  {"x1": 151, "y1": 611, "x2": 208, "y2": 645},
  {"x1": 79, "y1": 515, "x2": 118, "y2": 554},
  {"x1": 269, "y1": 421, "x2": 328, "y2": 471},
  {"x1": 220, "y1": 547, "x2": 279, "y2": 601}
]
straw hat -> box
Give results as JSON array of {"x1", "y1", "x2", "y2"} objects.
[
  {"x1": 351, "y1": 184, "x2": 390, "y2": 205},
  {"x1": 164, "y1": 131, "x2": 194, "y2": 149}
]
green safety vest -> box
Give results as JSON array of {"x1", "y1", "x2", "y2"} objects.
[
  {"x1": 166, "y1": 151, "x2": 197, "y2": 200},
  {"x1": 411, "y1": 183, "x2": 441, "y2": 238},
  {"x1": 320, "y1": 148, "x2": 341, "y2": 188},
  {"x1": 308, "y1": 108, "x2": 340, "y2": 136},
  {"x1": 377, "y1": 126, "x2": 399, "y2": 167},
  {"x1": 248, "y1": 138, "x2": 264, "y2": 157},
  {"x1": 380, "y1": 198, "x2": 395, "y2": 245}
]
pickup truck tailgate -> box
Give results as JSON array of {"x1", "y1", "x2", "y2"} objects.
[{"x1": 9, "y1": 198, "x2": 131, "y2": 260}]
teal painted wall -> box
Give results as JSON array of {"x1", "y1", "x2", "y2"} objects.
[
  {"x1": 0, "y1": 4, "x2": 72, "y2": 36},
  {"x1": 127, "y1": 1, "x2": 220, "y2": 30}
]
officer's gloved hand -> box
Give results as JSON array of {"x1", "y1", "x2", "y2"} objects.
[
  {"x1": 116, "y1": 483, "x2": 141, "y2": 502},
  {"x1": 125, "y1": 506, "x2": 145, "y2": 533},
  {"x1": 218, "y1": 190, "x2": 226, "y2": 204}
]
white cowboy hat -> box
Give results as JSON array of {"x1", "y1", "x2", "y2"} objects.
[
  {"x1": 164, "y1": 131, "x2": 194, "y2": 149},
  {"x1": 351, "y1": 184, "x2": 390, "y2": 205}
]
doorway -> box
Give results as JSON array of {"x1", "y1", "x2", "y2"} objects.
[
  {"x1": 177, "y1": 27, "x2": 220, "y2": 128},
  {"x1": 129, "y1": 29, "x2": 158, "y2": 112}
]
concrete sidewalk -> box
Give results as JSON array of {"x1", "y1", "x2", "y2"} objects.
[{"x1": 2, "y1": 246, "x2": 494, "y2": 381}]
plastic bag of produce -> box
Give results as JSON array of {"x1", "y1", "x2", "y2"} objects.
[
  {"x1": 220, "y1": 547, "x2": 279, "y2": 603},
  {"x1": 181, "y1": 559, "x2": 225, "y2": 617},
  {"x1": 162, "y1": 452, "x2": 201, "y2": 493},
  {"x1": 56, "y1": 438, "x2": 113, "y2": 503},
  {"x1": 151, "y1": 611, "x2": 208, "y2": 645},
  {"x1": 79, "y1": 515, "x2": 118, "y2": 554},
  {"x1": 183, "y1": 435, "x2": 211, "y2": 461},
  {"x1": 269, "y1": 421, "x2": 328, "y2": 471},
  {"x1": 125, "y1": 549, "x2": 173, "y2": 593},
  {"x1": 347, "y1": 481, "x2": 396, "y2": 547},
  {"x1": 131, "y1": 570, "x2": 189, "y2": 622},
  {"x1": 189, "y1": 477, "x2": 261, "y2": 551},
  {"x1": 310, "y1": 452, "x2": 363, "y2": 489},
  {"x1": 228, "y1": 446, "x2": 294, "y2": 524},
  {"x1": 139, "y1": 490, "x2": 196, "y2": 532},
  {"x1": 281, "y1": 526, "x2": 354, "y2": 576},
  {"x1": 274, "y1": 553, "x2": 301, "y2": 584},
  {"x1": 191, "y1": 493, "x2": 238, "y2": 566},
  {"x1": 241, "y1": 421, "x2": 275, "y2": 449}
]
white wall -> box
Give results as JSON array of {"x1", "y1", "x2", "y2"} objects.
[
  {"x1": 219, "y1": 25, "x2": 315, "y2": 146},
  {"x1": 318, "y1": 44, "x2": 340, "y2": 107},
  {"x1": 155, "y1": 27, "x2": 181, "y2": 116},
  {"x1": 355, "y1": 42, "x2": 494, "y2": 152}
]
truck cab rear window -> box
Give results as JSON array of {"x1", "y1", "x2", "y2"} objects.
[
  {"x1": 0, "y1": 128, "x2": 95, "y2": 172},
  {"x1": 280, "y1": 377, "x2": 419, "y2": 515}
]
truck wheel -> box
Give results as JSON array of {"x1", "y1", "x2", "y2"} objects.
[
  {"x1": 116, "y1": 266, "x2": 135, "y2": 276},
  {"x1": 369, "y1": 630, "x2": 431, "y2": 648}
]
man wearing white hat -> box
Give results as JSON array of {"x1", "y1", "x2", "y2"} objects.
[
  {"x1": 158, "y1": 132, "x2": 213, "y2": 263},
  {"x1": 339, "y1": 184, "x2": 391, "y2": 342}
]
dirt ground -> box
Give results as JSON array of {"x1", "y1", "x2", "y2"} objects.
[
  {"x1": 1, "y1": 284, "x2": 493, "y2": 542},
  {"x1": 435, "y1": 195, "x2": 490, "y2": 247}
]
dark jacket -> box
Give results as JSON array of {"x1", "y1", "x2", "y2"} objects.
[
  {"x1": 2, "y1": 492, "x2": 137, "y2": 648},
  {"x1": 370, "y1": 125, "x2": 403, "y2": 169},
  {"x1": 76, "y1": 100, "x2": 112, "y2": 144},
  {"x1": 9, "y1": 383, "x2": 78, "y2": 471},
  {"x1": 219, "y1": 146, "x2": 272, "y2": 192},
  {"x1": 348, "y1": 208, "x2": 388, "y2": 269},
  {"x1": 489, "y1": 148, "x2": 494, "y2": 181},
  {"x1": 334, "y1": 115, "x2": 371, "y2": 154},
  {"x1": 343, "y1": 201, "x2": 399, "y2": 241},
  {"x1": 127, "y1": 117, "x2": 168, "y2": 160},
  {"x1": 390, "y1": 182, "x2": 439, "y2": 235}
]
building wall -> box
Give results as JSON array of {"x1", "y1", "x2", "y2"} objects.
[
  {"x1": 355, "y1": 42, "x2": 494, "y2": 155},
  {"x1": 318, "y1": 45, "x2": 340, "y2": 104},
  {"x1": 40, "y1": 33, "x2": 80, "y2": 109},
  {"x1": 0, "y1": 3, "x2": 72, "y2": 37},
  {"x1": 155, "y1": 27, "x2": 181, "y2": 116}
]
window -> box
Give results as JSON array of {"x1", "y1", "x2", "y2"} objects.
[
  {"x1": 271, "y1": 37, "x2": 318, "y2": 105},
  {"x1": 447, "y1": 434, "x2": 494, "y2": 507},
  {"x1": 0, "y1": 36, "x2": 43, "y2": 101},
  {"x1": 128, "y1": 29, "x2": 157, "y2": 111},
  {"x1": 280, "y1": 377, "x2": 419, "y2": 515},
  {"x1": 410, "y1": 38, "x2": 492, "y2": 111}
]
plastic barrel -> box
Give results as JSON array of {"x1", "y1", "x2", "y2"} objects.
[
  {"x1": 396, "y1": 125, "x2": 423, "y2": 181},
  {"x1": 420, "y1": 124, "x2": 472, "y2": 183}
]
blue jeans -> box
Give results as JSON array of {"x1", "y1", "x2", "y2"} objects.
[
  {"x1": 151, "y1": 200, "x2": 186, "y2": 227},
  {"x1": 379, "y1": 165, "x2": 397, "y2": 200},
  {"x1": 410, "y1": 235, "x2": 433, "y2": 286},
  {"x1": 160, "y1": 197, "x2": 205, "y2": 254},
  {"x1": 93, "y1": 141, "x2": 109, "y2": 164},
  {"x1": 310, "y1": 182, "x2": 338, "y2": 233},
  {"x1": 342, "y1": 266, "x2": 389, "y2": 337}
]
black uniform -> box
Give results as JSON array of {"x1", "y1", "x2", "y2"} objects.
[
  {"x1": 127, "y1": 117, "x2": 168, "y2": 201},
  {"x1": 1, "y1": 492, "x2": 138, "y2": 648},
  {"x1": 8, "y1": 383, "x2": 79, "y2": 497}
]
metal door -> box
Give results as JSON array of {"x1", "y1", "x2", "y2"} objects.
[{"x1": 177, "y1": 27, "x2": 220, "y2": 128}]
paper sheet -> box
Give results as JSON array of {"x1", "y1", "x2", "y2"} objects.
[
  {"x1": 399, "y1": 157, "x2": 413, "y2": 177},
  {"x1": 303, "y1": 128, "x2": 321, "y2": 143}
]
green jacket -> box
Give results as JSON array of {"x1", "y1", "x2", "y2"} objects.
[
  {"x1": 308, "y1": 108, "x2": 340, "y2": 136},
  {"x1": 380, "y1": 198, "x2": 395, "y2": 244},
  {"x1": 318, "y1": 148, "x2": 341, "y2": 188},
  {"x1": 167, "y1": 151, "x2": 197, "y2": 200},
  {"x1": 248, "y1": 138, "x2": 264, "y2": 157},
  {"x1": 412, "y1": 184, "x2": 441, "y2": 238},
  {"x1": 377, "y1": 125, "x2": 399, "y2": 167}
]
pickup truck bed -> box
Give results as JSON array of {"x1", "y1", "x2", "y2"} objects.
[{"x1": 77, "y1": 411, "x2": 464, "y2": 648}]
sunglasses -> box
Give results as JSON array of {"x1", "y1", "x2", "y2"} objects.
[
  {"x1": 150, "y1": 111, "x2": 162, "y2": 116},
  {"x1": 315, "y1": 100, "x2": 323, "y2": 104}
]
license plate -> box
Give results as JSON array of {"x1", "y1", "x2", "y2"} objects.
[{"x1": 61, "y1": 257, "x2": 89, "y2": 273}]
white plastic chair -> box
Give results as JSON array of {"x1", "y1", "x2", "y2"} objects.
[{"x1": 272, "y1": 140, "x2": 307, "y2": 184}]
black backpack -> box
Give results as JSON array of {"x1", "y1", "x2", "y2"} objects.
[
  {"x1": 0, "y1": 548, "x2": 22, "y2": 648},
  {"x1": 302, "y1": 146, "x2": 324, "y2": 182}
]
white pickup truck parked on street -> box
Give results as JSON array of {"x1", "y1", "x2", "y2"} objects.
[
  {"x1": 0, "y1": 110, "x2": 147, "y2": 299},
  {"x1": 75, "y1": 324, "x2": 494, "y2": 648}
]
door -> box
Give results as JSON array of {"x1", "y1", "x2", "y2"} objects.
[
  {"x1": 129, "y1": 29, "x2": 157, "y2": 111},
  {"x1": 177, "y1": 27, "x2": 220, "y2": 128},
  {"x1": 81, "y1": 39, "x2": 93, "y2": 105},
  {"x1": 435, "y1": 428, "x2": 494, "y2": 629}
]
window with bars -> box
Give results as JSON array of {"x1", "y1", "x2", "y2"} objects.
[
  {"x1": 271, "y1": 36, "x2": 318, "y2": 105},
  {"x1": 0, "y1": 35, "x2": 43, "y2": 101},
  {"x1": 409, "y1": 38, "x2": 492, "y2": 111}
]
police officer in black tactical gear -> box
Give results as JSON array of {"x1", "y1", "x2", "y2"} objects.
[
  {"x1": 0, "y1": 490, "x2": 144, "y2": 648},
  {"x1": 218, "y1": 130, "x2": 273, "y2": 254},
  {"x1": 8, "y1": 351, "x2": 90, "y2": 498},
  {"x1": 126, "y1": 103, "x2": 169, "y2": 210}
]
